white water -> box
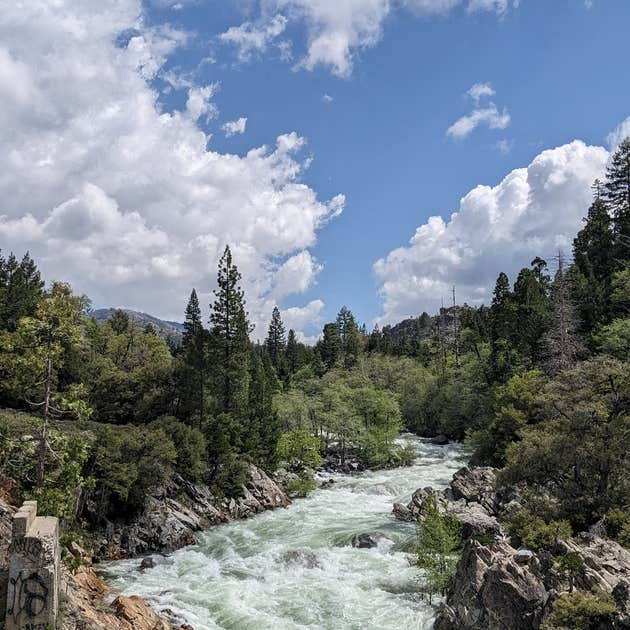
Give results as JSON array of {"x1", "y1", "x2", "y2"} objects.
[{"x1": 105, "y1": 436, "x2": 464, "y2": 630}]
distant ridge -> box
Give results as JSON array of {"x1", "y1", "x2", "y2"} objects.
[{"x1": 91, "y1": 308, "x2": 184, "y2": 342}]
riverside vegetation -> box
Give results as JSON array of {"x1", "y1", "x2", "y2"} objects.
[{"x1": 0, "y1": 138, "x2": 629, "y2": 629}]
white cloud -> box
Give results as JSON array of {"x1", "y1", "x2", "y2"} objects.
[
  {"x1": 447, "y1": 82, "x2": 510, "y2": 138},
  {"x1": 374, "y1": 140, "x2": 609, "y2": 324},
  {"x1": 0, "y1": 0, "x2": 343, "y2": 340},
  {"x1": 447, "y1": 104, "x2": 510, "y2": 138},
  {"x1": 219, "y1": 14, "x2": 288, "y2": 62},
  {"x1": 323, "y1": 93, "x2": 334, "y2": 103},
  {"x1": 221, "y1": 1, "x2": 519, "y2": 77},
  {"x1": 222, "y1": 117, "x2": 248, "y2": 137},
  {"x1": 467, "y1": 81, "x2": 495, "y2": 103},
  {"x1": 607, "y1": 116, "x2": 630, "y2": 149},
  {"x1": 495, "y1": 138, "x2": 513, "y2": 154}
]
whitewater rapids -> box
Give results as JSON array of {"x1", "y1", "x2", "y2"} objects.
[{"x1": 105, "y1": 435, "x2": 464, "y2": 629}]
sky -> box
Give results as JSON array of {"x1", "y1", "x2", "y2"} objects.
[{"x1": 1, "y1": 0, "x2": 629, "y2": 342}]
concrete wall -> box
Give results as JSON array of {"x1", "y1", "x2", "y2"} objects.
[{"x1": 5, "y1": 501, "x2": 59, "y2": 630}]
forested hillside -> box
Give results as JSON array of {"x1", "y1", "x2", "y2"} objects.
[{"x1": 0, "y1": 137, "x2": 628, "y2": 627}]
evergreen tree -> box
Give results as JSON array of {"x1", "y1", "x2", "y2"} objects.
[
  {"x1": 344, "y1": 318, "x2": 362, "y2": 367},
  {"x1": 318, "y1": 323, "x2": 342, "y2": 370},
  {"x1": 285, "y1": 329, "x2": 302, "y2": 374},
  {"x1": 265, "y1": 306, "x2": 286, "y2": 373},
  {"x1": 512, "y1": 260, "x2": 552, "y2": 366},
  {"x1": 209, "y1": 246, "x2": 250, "y2": 417},
  {"x1": 335, "y1": 306, "x2": 354, "y2": 342},
  {"x1": 604, "y1": 137, "x2": 630, "y2": 263},
  {"x1": 180, "y1": 289, "x2": 207, "y2": 426},
  {"x1": 183, "y1": 289, "x2": 203, "y2": 346},
  {"x1": 367, "y1": 325, "x2": 382, "y2": 352},
  {"x1": 544, "y1": 253, "x2": 584, "y2": 375},
  {"x1": 0, "y1": 251, "x2": 44, "y2": 332},
  {"x1": 489, "y1": 272, "x2": 517, "y2": 380}
]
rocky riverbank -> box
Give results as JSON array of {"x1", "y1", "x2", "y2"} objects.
[
  {"x1": 394, "y1": 466, "x2": 630, "y2": 629},
  {"x1": 91, "y1": 464, "x2": 290, "y2": 559}
]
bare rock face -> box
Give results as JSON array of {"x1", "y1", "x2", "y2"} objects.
[
  {"x1": 434, "y1": 540, "x2": 548, "y2": 630},
  {"x1": 101, "y1": 465, "x2": 289, "y2": 558},
  {"x1": 392, "y1": 467, "x2": 503, "y2": 539},
  {"x1": 112, "y1": 595, "x2": 171, "y2": 630}
]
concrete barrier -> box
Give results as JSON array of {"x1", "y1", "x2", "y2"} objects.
[{"x1": 5, "y1": 501, "x2": 59, "y2": 630}]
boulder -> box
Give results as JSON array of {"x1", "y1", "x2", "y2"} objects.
[
  {"x1": 434, "y1": 540, "x2": 548, "y2": 630},
  {"x1": 450, "y1": 466, "x2": 500, "y2": 515},
  {"x1": 281, "y1": 549, "x2": 321, "y2": 569},
  {"x1": 139, "y1": 556, "x2": 155, "y2": 570},
  {"x1": 430, "y1": 434, "x2": 449, "y2": 445},
  {"x1": 112, "y1": 595, "x2": 171, "y2": 630},
  {"x1": 351, "y1": 533, "x2": 388, "y2": 549}
]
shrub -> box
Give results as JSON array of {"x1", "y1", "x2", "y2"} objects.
[
  {"x1": 149, "y1": 416, "x2": 207, "y2": 481},
  {"x1": 545, "y1": 590, "x2": 617, "y2": 630},
  {"x1": 605, "y1": 507, "x2": 630, "y2": 548},
  {"x1": 506, "y1": 508, "x2": 572, "y2": 551},
  {"x1": 277, "y1": 429, "x2": 323, "y2": 469},
  {"x1": 283, "y1": 473, "x2": 316, "y2": 498},
  {"x1": 89, "y1": 424, "x2": 176, "y2": 518}
]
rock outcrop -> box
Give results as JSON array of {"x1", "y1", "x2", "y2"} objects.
[
  {"x1": 99, "y1": 465, "x2": 289, "y2": 558},
  {"x1": 434, "y1": 536, "x2": 630, "y2": 630},
  {"x1": 393, "y1": 466, "x2": 503, "y2": 539}
]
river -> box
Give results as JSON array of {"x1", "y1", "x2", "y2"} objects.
[{"x1": 105, "y1": 435, "x2": 464, "y2": 630}]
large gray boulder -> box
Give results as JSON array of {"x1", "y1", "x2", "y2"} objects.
[{"x1": 434, "y1": 540, "x2": 548, "y2": 630}]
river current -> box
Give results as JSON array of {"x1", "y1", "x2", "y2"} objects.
[{"x1": 106, "y1": 436, "x2": 464, "y2": 630}]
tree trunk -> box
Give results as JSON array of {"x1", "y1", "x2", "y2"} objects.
[{"x1": 37, "y1": 356, "x2": 52, "y2": 488}]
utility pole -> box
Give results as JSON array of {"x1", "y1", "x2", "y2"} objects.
[{"x1": 452, "y1": 285, "x2": 460, "y2": 368}]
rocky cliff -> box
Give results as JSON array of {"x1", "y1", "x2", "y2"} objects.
[
  {"x1": 394, "y1": 466, "x2": 630, "y2": 630},
  {"x1": 97, "y1": 464, "x2": 290, "y2": 559}
]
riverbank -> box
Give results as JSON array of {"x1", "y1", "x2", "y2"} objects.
[{"x1": 104, "y1": 435, "x2": 464, "y2": 629}]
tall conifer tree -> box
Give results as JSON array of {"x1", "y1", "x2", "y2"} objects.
[{"x1": 265, "y1": 306, "x2": 286, "y2": 373}]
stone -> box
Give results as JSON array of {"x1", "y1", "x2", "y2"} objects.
[
  {"x1": 139, "y1": 556, "x2": 155, "y2": 570},
  {"x1": 5, "y1": 500, "x2": 60, "y2": 630},
  {"x1": 351, "y1": 533, "x2": 387, "y2": 549},
  {"x1": 112, "y1": 595, "x2": 170, "y2": 630},
  {"x1": 281, "y1": 549, "x2": 321, "y2": 569},
  {"x1": 514, "y1": 548, "x2": 535, "y2": 565},
  {"x1": 430, "y1": 434, "x2": 449, "y2": 445},
  {"x1": 434, "y1": 540, "x2": 548, "y2": 630}
]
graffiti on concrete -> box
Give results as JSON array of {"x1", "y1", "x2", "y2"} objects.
[{"x1": 7, "y1": 571, "x2": 49, "y2": 624}]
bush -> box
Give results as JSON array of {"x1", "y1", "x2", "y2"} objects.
[
  {"x1": 506, "y1": 508, "x2": 572, "y2": 551},
  {"x1": 545, "y1": 590, "x2": 617, "y2": 630},
  {"x1": 413, "y1": 495, "x2": 462, "y2": 603},
  {"x1": 89, "y1": 424, "x2": 176, "y2": 518},
  {"x1": 149, "y1": 416, "x2": 207, "y2": 481},
  {"x1": 283, "y1": 473, "x2": 316, "y2": 498},
  {"x1": 277, "y1": 429, "x2": 323, "y2": 469},
  {"x1": 209, "y1": 454, "x2": 249, "y2": 500},
  {"x1": 605, "y1": 507, "x2": 630, "y2": 548}
]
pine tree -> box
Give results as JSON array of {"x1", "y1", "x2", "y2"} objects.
[
  {"x1": 335, "y1": 306, "x2": 354, "y2": 342},
  {"x1": 0, "y1": 251, "x2": 44, "y2": 332},
  {"x1": 285, "y1": 329, "x2": 302, "y2": 374},
  {"x1": 489, "y1": 272, "x2": 517, "y2": 380},
  {"x1": 367, "y1": 325, "x2": 382, "y2": 352},
  {"x1": 181, "y1": 289, "x2": 207, "y2": 426},
  {"x1": 318, "y1": 323, "x2": 342, "y2": 370},
  {"x1": 544, "y1": 253, "x2": 584, "y2": 375},
  {"x1": 604, "y1": 137, "x2": 630, "y2": 261},
  {"x1": 265, "y1": 306, "x2": 286, "y2": 373},
  {"x1": 572, "y1": 197, "x2": 615, "y2": 331},
  {"x1": 209, "y1": 246, "x2": 250, "y2": 417},
  {"x1": 343, "y1": 318, "x2": 362, "y2": 367},
  {"x1": 183, "y1": 289, "x2": 203, "y2": 346}
]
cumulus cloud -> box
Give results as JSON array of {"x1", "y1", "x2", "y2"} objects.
[
  {"x1": 0, "y1": 0, "x2": 343, "y2": 339},
  {"x1": 322, "y1": 93, "x2": 334, "y2": 103},
  {"x1": 222, "y1": 117, "x2": 248, "y2": 137},
  {"x1": 221, "y1": 1, "x2": 520, "y2": 77},
  {"x1": 447, "y1": 81, "x2": 510, "y2": 138},
  {"x1": 219, "y1": 14, "x2": 288, "y2": 62},
  {"x1": 374, "y1": 140, "x2": 609, "y2": 324},
  {"x1": 607, "y1": 116, "x2": 630, "y2": 149}
]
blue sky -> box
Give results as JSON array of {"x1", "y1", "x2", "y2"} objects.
[{"x1": 1, "y1": 0, "x2": 629, "y2": 340}]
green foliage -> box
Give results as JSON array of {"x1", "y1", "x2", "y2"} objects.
[
  {"x1": 413, "y1": 495, "x2": 462, "y2": 602},
  {"x1": 277, "y1": 429, "x2": 323, "y2": 468},
  {"x1": 283, "y1": 473, "x2": 316, "y2": 498},
  {"x1": 604, "y1": 507, "x2": 630, "y2": 547},
  {"x1": 89, "y1": 424, "x2": 176, "y2": 517},
  {"x1": 545, "y1": 590, "x2": 617, "y2": 630},
  {"x1": 555, "y1": 552, "x2": 585, "y2": 593},
  {"x1": 149, "y1": 416, "x2": 207, "y2": 481},
  {"x1": 505, "y1": 508, "x2": 572, "y2": 551},
  {"x1": 501, "y1": 357, "x2": 630, "y2": 528},
  {"x1": 597, "y1": 318, "x2": 630, "y2": 361}
]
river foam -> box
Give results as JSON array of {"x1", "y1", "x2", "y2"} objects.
[{"x1": 105, "y1": 436, "x2": 464, "y2": 630}]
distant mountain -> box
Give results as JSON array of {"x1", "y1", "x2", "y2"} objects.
[{"x1": 91, "y1": 308, "x2": 184, "y2": 342}]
